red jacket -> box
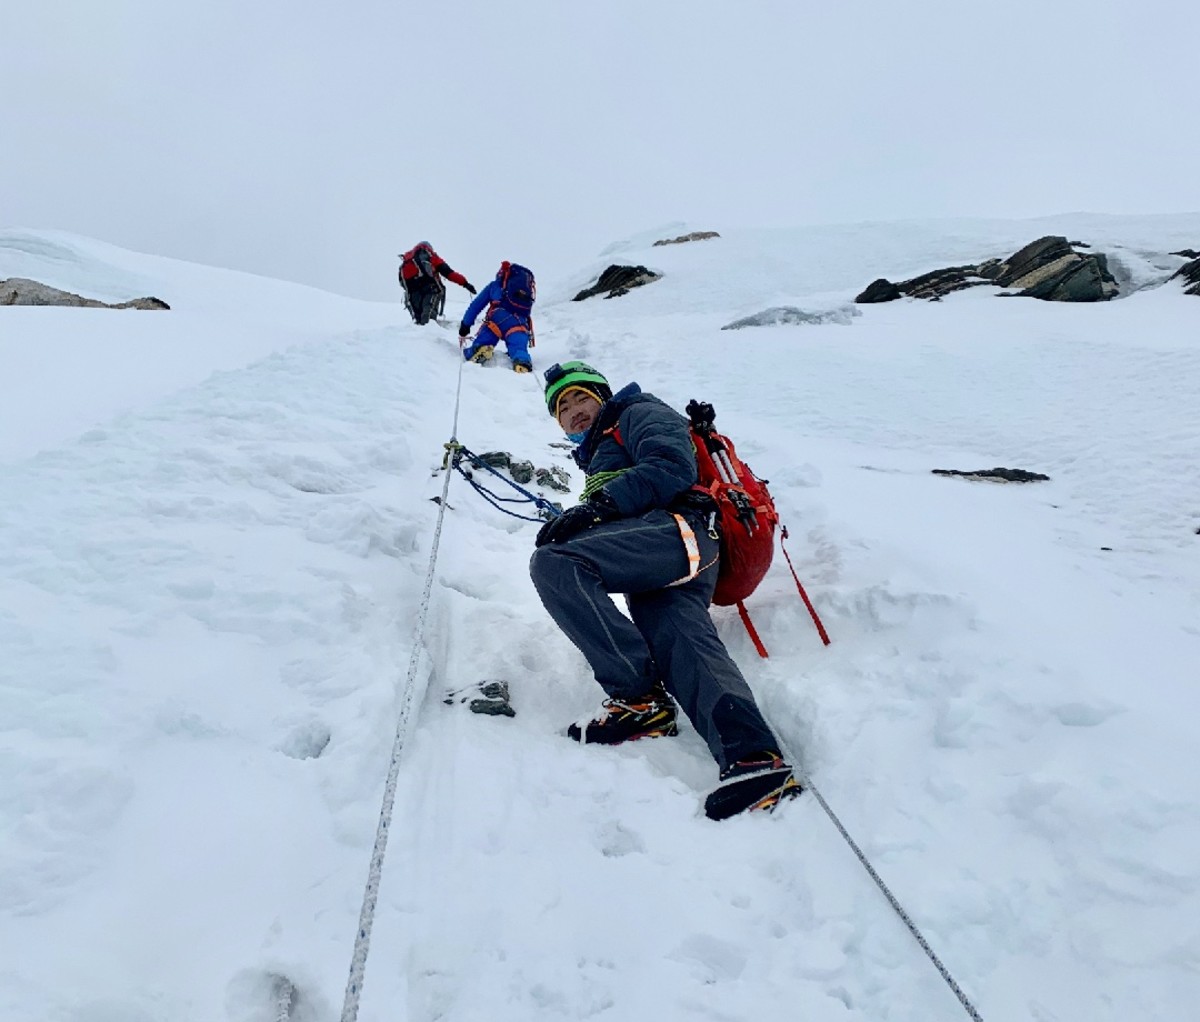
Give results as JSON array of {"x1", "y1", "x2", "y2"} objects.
[{"x1": 400, "y1": 244, "x2": 469, "y2": 288}]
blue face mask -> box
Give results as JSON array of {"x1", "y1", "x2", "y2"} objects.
[{"x1": 565, "y1": 429, "x2": 589, "y2": 445}]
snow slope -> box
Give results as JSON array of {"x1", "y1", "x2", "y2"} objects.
[
  {"x1": 0, "y1": 229, "x2": 401, "y2": 462},
  {"x1": 2, "y1": 218, "x2": 1199, "y2": 1022}
]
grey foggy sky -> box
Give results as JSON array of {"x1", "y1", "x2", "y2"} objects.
[{"x1": 3, "y1": 0, "x2": 1196, "y2": 300}]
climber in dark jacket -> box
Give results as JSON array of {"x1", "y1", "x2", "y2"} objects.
[
  {"x1": 528, "y1": 361, "x2": 800, "y2": 818},
  {"x1": 398, "y1": 241, "x2": 475, "y2": 325}
]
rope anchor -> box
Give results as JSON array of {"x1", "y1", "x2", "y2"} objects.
[
  {"x1": 449, "y1": 444, "x2": 563, "y2": 523},
  {"x1": 441, "y1": 439, "x2": 463, "y2": 470}
]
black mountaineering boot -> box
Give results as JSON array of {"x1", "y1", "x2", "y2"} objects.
[
  {"x1": 704, "y1": 751, "x2": 802, "y2": 821},
  {"x1": 567, "y1": 682, "x2": 678, "y2": 745}
]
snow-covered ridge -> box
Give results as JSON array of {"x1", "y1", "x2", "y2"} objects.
[
  {"x1": 553, "y1": 212, "x2": 1200, "y2": 313},
  {"x1": 0, "y1": 229, "x2": 413, "y2": 463},
  {"x1": 0, "y1": 228, "x2": 388, "y2": 315}
]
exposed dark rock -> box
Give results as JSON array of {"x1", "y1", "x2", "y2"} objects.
[
  {"x1": 932, "y1": 467, "x2": 1051, "y2": 483},
  {"x1": 0, "y1": 277, "x2": 170, "y2": 309},
  {"x1": 855, "y1": 261, "x2": 1000, "y2": 303},
  {"x1": 855, "y1": 278, "x2": 903, "y2": 303},
  {"x1": 444, "y1": 680, "x2": 515, "y2": 717},
  {"x1": 572, "y1": 265, "x2": 662, "y2": 301},
  {"x1": 1171, "y1": 256, "x2": 1200, "y2": 296},
  {"x1": 1014, "y1": 252, "x2": 1116, "y2": 302},
  {"x1": 1171, "y1": 249, "x2": 1200, "y2": 259},
  {"x1": 993, "y1": 236, "x2": 1117, "y2": 301},
  {"x1": 470, "y1": 450, "x2": 511, "y2": 470},
  {"x1": 722, "y1": 305, "x2": 860, "y2": 329},
  {"x1": 653, "y1": 231, "x2": 720, "y2": 246},
  {"x1": 470, "y1": 450, "x2": 571, "y2": 492},
  {"x1": 899, "y1": 264, "x2": 990, "y2": 301},
  {"x1": 534, "y1": 466, "x2": 572, "y2": 493},
  {"x1": 993, "y1": 236, "x2": 1074, "y2": 286},
  {"x1": 855, "y1": 236, "x2": 1117, "y2": 305}
]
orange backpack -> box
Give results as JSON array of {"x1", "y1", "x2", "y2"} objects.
[
  {"x1": 612, "y1": 400, "x2": 830, "y2": 657},
  {"x1": 685, "y1": 400, "x2": 778, "y2": 606}
]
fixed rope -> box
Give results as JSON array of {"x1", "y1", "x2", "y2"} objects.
[
  {"x1": 338, "y1": 358, "x2": 468, "y2": 1022},
  {"x1": 804, "y1": 777, "x2": 985, "y2": 1022}
]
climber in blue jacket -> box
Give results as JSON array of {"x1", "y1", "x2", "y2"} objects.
[{"x1": 458, "y1": 262, "x2": 536, "y2": 373}]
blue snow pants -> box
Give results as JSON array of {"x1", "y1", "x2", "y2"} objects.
[
  {"x1": 529, "y1": 507, "x2": 780, "y2": 772},
  {"x1": 462, "y1": 307, "x2": 531, "y2": 368}
]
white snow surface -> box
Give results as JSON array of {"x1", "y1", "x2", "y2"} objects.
[{"x1": 2, "y1": 217, "x2": 1199, "y2": 1022}]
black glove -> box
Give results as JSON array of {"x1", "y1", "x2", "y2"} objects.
[
  {"x1": 458, "y1": 323, "x2": 471, "y2": 338},
  {"x1": 535, "y1": 491, "x2": 620, "y2": 547},
  {"x1": 464, "y1": 282, "x2": 477, "y2": 295}
]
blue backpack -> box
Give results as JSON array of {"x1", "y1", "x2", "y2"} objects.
[{"x1": 498, "y1": 262, "x2": 536, "y2": 314}]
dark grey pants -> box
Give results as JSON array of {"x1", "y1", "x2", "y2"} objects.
[{"x1": 529, "y1": 509, "x2": 779, "y2": 771}]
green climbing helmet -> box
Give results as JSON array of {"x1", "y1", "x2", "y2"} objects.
[{"x1": 542, "y1": 361, "x2": 612, "y2": 416}]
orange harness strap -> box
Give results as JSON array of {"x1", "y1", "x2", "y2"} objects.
[{"x1": 666, "y1": 513, "x2": 702, "y2": 586}]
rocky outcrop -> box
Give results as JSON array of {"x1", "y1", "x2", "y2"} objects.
[
  {"x1": 855, "y1": 261, "x2": 1000, "y2": 303},
  {"x1": 932, "y1": 467, "x2": 1050, "y2": 482},
  {"x1": 0, "y1": 277, "x2": 169, "y2": 309},
  {"x1": 855, "y1": 236, "x2": 1117, "y2": 304},
  {"x1": 1171, "y1": 256, "x2": 1200, "y2": 296},
  {"x1": 1170, "y1": 249, "x2": 1200, "y2": 259},
  {"x1": 572, "y1": 265, "x2": 662, "y2": 301},
  {"x1": 653, "y1": 231, "x2": 720, "y2": 246},
  {"x1": 992, "y1": 236, "x2": 1117, "y2": 302},
  {"x1": 856, "y1": 278, "x2": 903, "y2": 303},
  {"x1": 722, "y1": 304, "x2": 860, "y2": 330}
]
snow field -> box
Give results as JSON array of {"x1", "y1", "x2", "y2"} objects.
[{"x1": 2, "y1": 219, "x2": 1199, "y2": 1020}]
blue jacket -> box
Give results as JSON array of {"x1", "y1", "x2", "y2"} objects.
[
  {"x1": 573, "y1": 384, "x2": 698, "y2": 516},
  {"x1": 460, "y1": 279, "x2": 534, "y2": 331}
]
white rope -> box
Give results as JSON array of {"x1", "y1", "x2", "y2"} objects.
[
  {"x1": 339, "y1": 357, "x2": 467, "y2": 1022},
  {"x1": 805, "y1": 776, "x2": 985, "y2": 1022}
]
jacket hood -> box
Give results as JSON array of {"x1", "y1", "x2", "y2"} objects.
[{"x1": 571, "y1": 383, "x2": 650, "y2": 466}]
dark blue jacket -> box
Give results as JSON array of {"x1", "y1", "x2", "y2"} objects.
[{"x1": 574, "y1": 384, "x2": 698, "y2": 516}]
